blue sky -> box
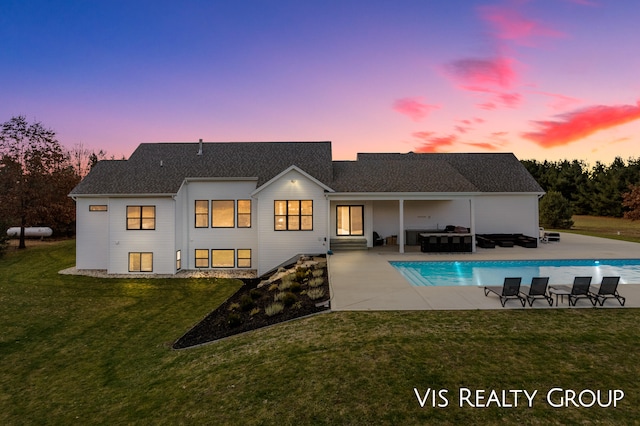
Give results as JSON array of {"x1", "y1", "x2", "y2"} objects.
[{"x1": 2, "y1": 0, "x2": 639, "y2": 164}]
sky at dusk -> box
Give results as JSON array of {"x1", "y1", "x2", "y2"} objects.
[{"x1": 2, "y1": 0, "x2": 639, "y2": 165}]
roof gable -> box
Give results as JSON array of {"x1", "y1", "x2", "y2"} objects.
[{"x1": 70, "y1": 141, "x2": 333, "y2": 195}]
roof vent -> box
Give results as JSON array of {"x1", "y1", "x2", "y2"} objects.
[{"x1": 197, "y1": 139, "x2": 203, "y2": 156}]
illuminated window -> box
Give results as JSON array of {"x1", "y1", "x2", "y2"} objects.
[
  {"x1": 129, "y1": 252, "x2": 153, "y2": 272},
  {"x1": 212, "y1": 249, "x2": 235, "y2": 268},
  {"x1": 195, "y1": 200, "x2": 209, "y2": 228},
  {"x1": 195, "y1": 249, "x2": 209, "y2": 268},
  {"x1": 89, "y1": 205, "x2": 108, "y2": 211},
  {"x1": 337, "y1": 205, "x2": 364, "y2": 236},
  {"x1": 127, "y1": 206, "x2": 155, "y2": 230},
  {"x1": 237, "y1": 249, "x2": 251, "y2": 268},
  {"x1": 212, "y1": 200, "x2": 234, "y2": 227},
  {"x1": 176, "y1": 250, "x2": 181, "y2": 271},
  {"x1": 237, "y1": 200, "x2": 251, "y2": 228},
  {"x1": 274, "y1": 200, "x2": 313, "y2": 231}
]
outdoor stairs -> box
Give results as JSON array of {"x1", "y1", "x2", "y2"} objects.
[{"x1": 330, "y1": 237, "x2": 368, "y2": 251}]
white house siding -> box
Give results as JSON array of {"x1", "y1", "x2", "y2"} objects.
[
  {"x1": 75, "y1": 197, "x2": 109, "y2": 270},
  {"x1": 184, "y1": 180, "x2": 259, "y2": 271},
  {"x1": 174, "y1": 184, "x2": 188, "y2": 271},
  {"x1": 107, "y1": 197, "x2": 176, "y2": 274},
  {"x1": 256, "y1": 169, "x2": 328, "y2": 275},
  {"x1": 403, "y1": 199, "x2": 471, "y2": 231},
  {"x1": 474, "y1": 194, "x2": 540, "y2": 237}
]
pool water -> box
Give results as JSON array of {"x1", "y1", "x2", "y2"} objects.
[{"x1": 390, "y1": 259, "x2": 640, "y2": 287}]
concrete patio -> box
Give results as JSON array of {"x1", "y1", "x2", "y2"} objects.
[{"x1": 327, "y1": 233, "x2": 640, "y2": 310}]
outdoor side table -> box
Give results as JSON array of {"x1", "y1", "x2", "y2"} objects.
[{"x1": 549, "y1": 286, "x2": 571, "y2": 306}]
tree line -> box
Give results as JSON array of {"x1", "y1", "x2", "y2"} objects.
[
  {"x1": 0, "y1": 116, "x2": 108, "y2": 251},
  {"x1": 521, "y1": 158, "x2": 640, "y2": 228}
]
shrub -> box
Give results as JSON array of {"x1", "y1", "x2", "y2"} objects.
[
  {"x1": 227, "y1": 313, "x2": 242, "y2": 327},
  {"x1": 265, "y1": 302, "x2": 284, "y2": 317},
  {"x1": 274, "y1": 291, "x2": 297, "y2": 307},
  {"x1": 289, "y1": 281, "x2": 301, "y2": 293},
  {"x1": 279, "y1": 275, "x2": 294, "y2": 291},
  {"x1": 292, "y1": 301, "x2": 302, "y2": 310},
  {"x1": 308, "y1": 277, "x2": 324, "y2": 288},
  {"x1": 268, "y1": 283, "x2": 279, "y2": 292},
  {"x1": 250, "y1": 307, "x2": 260, "y2": 316},
  {"x1": 239, "y1": 294, "x2": 256, "y2": 312},
  {"x1": 540, "y1": 191, "x2": 574, "y2": 229},
  {"x1": 249, "y1": 288, "x2": 262, "y2": 300},
  {"x1": 227, "y1": 302, "x2": 240, "y2": 311},
  {"x1": 307, "y1": 288, "x2": 325, "y2": 300},
  {"x1": 312, "y1": 269, "x2": 324, "y2": 278},
  {"x1": 295, "y1": 267, "x2": 309, "y2": 283}
]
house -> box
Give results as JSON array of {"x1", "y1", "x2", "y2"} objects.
[{"x1": 69, "y1": 141, "x2": 544, "y2": 276}]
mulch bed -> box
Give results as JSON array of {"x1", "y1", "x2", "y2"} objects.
[{"x1": 173, "y1": 263, "x2": 330, "y2": 349}]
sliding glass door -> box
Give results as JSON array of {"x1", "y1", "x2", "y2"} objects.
[{"x1": 337, "y1": 205, "x2": 364, "y2": 236}]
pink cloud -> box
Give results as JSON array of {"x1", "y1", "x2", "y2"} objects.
[
  {"x1": 530, "y1": 90, "x2": 583, "y2": 111},
  {"x1": 478, "y1": 102, "x2": 497, "y2": 110},
  {"x1": 479, "y1": 5, "x2": 564, "y2": 46},
  {"x1": 445, "y1": 57, "x2": 516, "y2": 90},
  {"x1": 522, "y1": 101, "x2": 640, "y2": 147},
  {"x1": 464, "y1": 142, "x2": 501, "y2": 151},
  {"x1": 393, "y1": 97, "x2": 440, "y2": 121},
  {"x1": 498, "y1": 92, "x2": 522, "y2": 108},
  {"x1": 413, "y1": 134, "x2": 457, "y2": 153},
  {"x1": 412, "y1": 131, "x2": 435, "y2": 140}
]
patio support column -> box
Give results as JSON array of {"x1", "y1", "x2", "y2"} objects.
[
  {"x1": 469, "y1": 197, "x2": 476, "y2": 253},
  {"x1": 399, "y1": 199, "x2": 405, "y2": 253},
  {"x1": 326, "y1": 196, "x2": 331, "y2": 252}
]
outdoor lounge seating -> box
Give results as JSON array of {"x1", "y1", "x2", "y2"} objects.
[
  {"x1": 519, "y1": 277, "x2": 553, "y2": 306},
  {"x1": 591, "y1": 276, "x2": 625, "y2": 306},
  {"x1": 484, "y1": 277, "x2": 525, "y2": 307},
  {"x1": 549, "y1": 276, "x2": 596, "y2": 306}
]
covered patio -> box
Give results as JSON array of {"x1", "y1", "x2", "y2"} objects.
[{"x1": 327, "y1": 233, "x2": 640, "y2": 310}]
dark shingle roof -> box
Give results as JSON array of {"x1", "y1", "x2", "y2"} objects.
[
  {"x1": 70, "y1": 143, "x2": 543, "y2": 195},
  {"x1": 337, "y1": 152, "x2": 544, "y2": 193},
  {"x1": 70, "y1": 142, "x2": 333, "y2": 195}
]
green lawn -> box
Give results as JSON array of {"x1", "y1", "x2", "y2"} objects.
[
  {"x1": 1, "y1": 240, "x2": 639, "y2": 425},
  {"x1": 565, "y1": 215, "x2": 640, "y2": 243}
]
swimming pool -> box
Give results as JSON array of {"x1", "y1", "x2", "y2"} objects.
[{"x1": 390, "y1": 259, "x2": 640, "y2": 287}]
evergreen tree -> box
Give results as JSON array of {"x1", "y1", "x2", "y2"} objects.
[{"x1": 539, "y1": 191, "x2": 574, "y2": 229}]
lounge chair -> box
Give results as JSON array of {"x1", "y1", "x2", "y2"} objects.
[
  {"x1": 484, "y1": 277, "x2": 525, "y2": 307},
  {"x1": 592, "y1": 276, "x2": 625, "y2": 307},
  {"x1": 520, "y1": 277, "x2": 552, "y2": 306},
  {"x1": 550, "y1": 276, "x2": 596, "y2": 306}
]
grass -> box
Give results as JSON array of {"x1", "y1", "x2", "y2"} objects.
[
  {"x1": 563, "y1": 215, "x2": 640, "y2": 243},
  {"x1": 2, "y1": 240, "x2": 640, "y2": 424}
]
